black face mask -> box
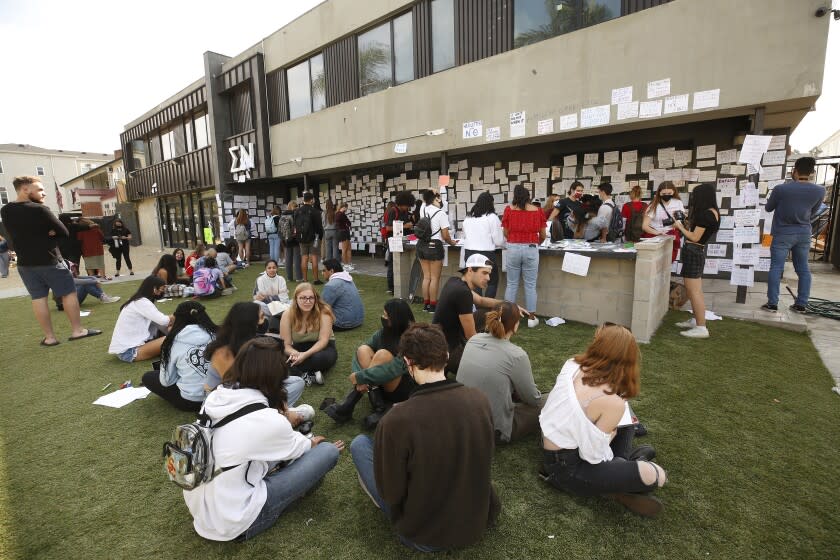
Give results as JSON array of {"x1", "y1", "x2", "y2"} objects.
[
  {"x1": 256, "y1": 320, "x2": 269, "y2": 335},
  {"x1": 381, "y1": 317, "x2": 390, "y2": 330},
  {"x1": 660, "y1": 194, "x2": 673, "y2": 202}
]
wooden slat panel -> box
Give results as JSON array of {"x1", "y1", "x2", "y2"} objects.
[
  {"x1": 325, "y1": 36, "x2": 359, "y2": 107},
  {"x1": 413, "y1": 0, "x2": 432, "y2": 79},
  {"x1": 456, "y1": 0, "x2": 512, "y2": 65}
]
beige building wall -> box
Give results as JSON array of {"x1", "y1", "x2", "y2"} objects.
[
  {"x1": 264, "y1": 0, "x2": 830, "y2": 178},
  {"x1": 0, "y1": 148, "x2": 110, "y2": 214},
  {"x1": 136, "y1": 198, "x2": 162, "y2": 249}
]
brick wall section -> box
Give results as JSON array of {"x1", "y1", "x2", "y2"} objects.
[{"x1": 395, "y1": 239, "x2": 672, "y2": 342}]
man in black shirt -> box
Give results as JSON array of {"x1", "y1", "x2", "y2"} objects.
[
  {"x1": 433, "y1": 254, "x2": 527, "y2": 374},
  {"x1": 0, "y1": 176, "x2": 101, "y2": 346}
]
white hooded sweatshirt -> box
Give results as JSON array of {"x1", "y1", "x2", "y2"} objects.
[{"x1": 183, "y1": 386, "x2": 311, "y2": 541}]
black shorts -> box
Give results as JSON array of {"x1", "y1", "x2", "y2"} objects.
[
  {"x1": 416, "y1": 239, "x2": 444, "y2": 261},
  {"x1": 338, "y1": 230, "x2": 351, "y2": 242},
  {"x1": 681, "y1": 242, "x2": 706, "y2": 279}
]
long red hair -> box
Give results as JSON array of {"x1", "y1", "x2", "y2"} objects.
[{"x1": 574, "y1": 324, "x2": 640, "y2": 398}]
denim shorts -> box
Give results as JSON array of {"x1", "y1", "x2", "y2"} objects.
[
  {"x1": 18, "y1": 262, "x2": 76, "y2": 299},
  {"x1": 117, "y1": 347, "x2": 139, "y2": 363}
]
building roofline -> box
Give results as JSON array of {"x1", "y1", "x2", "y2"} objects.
[{"x1": 60, "y1": 158, "x2": 122, "y2": 187}]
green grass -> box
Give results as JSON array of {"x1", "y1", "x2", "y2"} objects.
[{"x1": 0, "y1": 268, "x2": 838, "y2": 559}]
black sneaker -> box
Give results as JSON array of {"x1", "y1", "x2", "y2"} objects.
[
  {"x1": 422, "y1": 304, "x2": 430, "y2": 312},
  {"x1": 789, "y1": 304, "x2": 808, "y2": 314},
  {"x1": 608, "y1": 493, "x2": 663, "y2": 517},
  {"x1": 428, "y1": 304, "x2": 436, "y2": 313},
  {"x1": 760, "y1": 303, "x2": 778, "y2": 312},
  {"x1": 313, "y1": 280, "x2": 324, "y2": 285},
  {"x1": 628, "y1": 444, "x2": 656, "y2": 461}
]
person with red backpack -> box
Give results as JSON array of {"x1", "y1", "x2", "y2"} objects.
[{"x1": 383, "y1": 192, "x2": 415, "y2": 295}]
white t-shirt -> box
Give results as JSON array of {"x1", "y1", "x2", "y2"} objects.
[
  {"x1": 646, "y1": 198, "x2": 686, "y2": 234},
  {"x1": 108, "y1": 298, "x2": 170, "y2": 354},
  {"x1": 422, "y1": 205, "x2": 450, "y2": 241},
  {"x1": 461, "y1": 213, "x2": 505, "y2": 251}
]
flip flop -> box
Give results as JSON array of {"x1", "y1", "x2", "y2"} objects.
[
  {"x1": 40, "y1": 338, "x2": 61, "y2": 347},
  {"x1": 68, "y1": 328, "x2": 103, "y2": 341}
]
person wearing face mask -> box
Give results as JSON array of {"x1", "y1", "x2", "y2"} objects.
[
  {"x1": 108, "y1": 276, "x2": 174, "y2": 362},
  {"x1": 335, "y1": 202, "x2": 353, "y2": 271},
  {"x1": 349, "y1": 323, "x2": 500, "y2": 553},
  {"x1": 549, "y1": 181, "x2": 585, "y2": 239},
  {"x1": 324, "y1": 299, "x2": 415, "y2": 429},
  {"x1": 642, "y1": 181, "x2": 685, "y2": 262}
]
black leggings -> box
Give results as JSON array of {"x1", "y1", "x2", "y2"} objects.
[
  {"x1": 141, "y1": 370, "x2": 203, "y2": 412},
  {"x1": 114, "y1": 244, "x2": 132, "y2": 271},
  {"x1": 288, "y1": 340, "x2": 338, "y2": 376},
  {"x1": 542, "y1": 426, "x2": 657, "y2": 496}
]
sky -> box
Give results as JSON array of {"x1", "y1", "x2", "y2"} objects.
[
  {"x1": 0, "y1": 0, "x2": 324, "y2": 155},
  {"x1": 0, "y1": 0, "x2": 838, "y2": 155}
]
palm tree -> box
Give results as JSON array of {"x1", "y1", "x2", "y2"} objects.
[
  {"x1": 514, "y1": 0, "x2": 616, "y2": 48},
  {"x1": 358, "y1": 43, "x2": 392, "y2": 96}
]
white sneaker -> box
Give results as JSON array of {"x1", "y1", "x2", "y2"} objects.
[
  {"x1": 680, "y1": 326, "x2": 709, "y2": 339},
  {"x1": 344, "y1": 264, "x2": 354, "y2": 272},
  {"x1": 287, "y1": 404, "x2": 315, "y2": 422},
  {"x1": 675, "y1": 318, "x2": 696, "y2": 329},
  {"x1": 221, "y1": 288, "x2": 234, "y2": 296},
  {"x1": 100, "y1": 295, "x2": 121, "y2": 304},
  {"x1": 313, "y1": 371, "x2": 324, "y2": 385}
]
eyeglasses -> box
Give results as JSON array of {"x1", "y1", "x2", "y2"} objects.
[{"x1": 297, "y1": 296, "x2": 316, "y2": 302}]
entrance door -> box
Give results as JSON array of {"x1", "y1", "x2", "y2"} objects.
[
  {"x1": 200, "y1": 198, "x2": 219, "y2": 245},
  {"x1": 166, "y1": 200, "x2": 186, "y2": 247}
]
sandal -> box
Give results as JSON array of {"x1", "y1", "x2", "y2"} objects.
[
  {"x1": 40, "y1": 338, "x2": 61, "y2": 347},
  {"x1": 68, "y1": 328, "x2": 103, "y2": 341}
]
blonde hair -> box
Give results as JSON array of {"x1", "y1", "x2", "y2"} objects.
[
  {"x1": 12, "y1": 176, "x2": 41, "y2": 191},
  {"x1": 289, "y1": 283, "x2": 334, "y2": 334},
  {"x1": 629, "y1": 185, "x2": 642, "y2": 200}
]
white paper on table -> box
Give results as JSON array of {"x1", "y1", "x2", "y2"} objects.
[
  {"x1": 387, "y1": 237, "x2": 403, "y2": 253},
  {"x1": 693, "y1": 88, "x2": 720, "y2": 110},
  {"x1": 562, "y1": 252, "x2": 591, "y2": 276},
  {"x1": 93, "y1": 387, "x2": 152, "y2": 409},
  {"x1": 738, "y1": 135, "x2": 772, "y2": 173},
  {"x1": 647, "y1": 78, "x2": 671, "y2": 99},
  {"x1": 612, "y1": 86, "x2": 633, "y2": 104},
  {"x1": 730, "y1": 266, "x2": 754, "y2": 287},
  {"x1": 707, "y1": 243, "x2": 728, "y2": 257},
  {"x1": 639, "y1": 100, "x2": 662, "y2": 118},
  {"x1": 580, "y1": 105, "x2": 610, "y2": 128}
]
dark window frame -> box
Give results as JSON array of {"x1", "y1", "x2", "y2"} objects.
[
  {"x1": 430, "y1": 0, "x2": 456, "y2": 74},
  {"x1": 357, "y1": 10, "x2": 415, "y2": 97},
  {"x1": 286, "y1": 51, "x2": 327, "y2": 120}
]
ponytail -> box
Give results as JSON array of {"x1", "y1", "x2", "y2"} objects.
[{"x1": 484, "y1": 301, "x2": 521, "y2": 339}]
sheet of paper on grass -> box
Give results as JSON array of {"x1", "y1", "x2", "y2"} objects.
[
  {"x1": 562, "y1": 252, "x2": 591, "y2": 276},
  {"x1": 94, "y1": 387, "x2": 151, "y2": 408}
]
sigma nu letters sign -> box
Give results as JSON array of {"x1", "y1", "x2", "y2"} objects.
[{"x1": 229, "y1": 143, "x2": 255, "y2": 183}]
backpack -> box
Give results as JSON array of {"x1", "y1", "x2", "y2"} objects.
[
  {"x1": 279, "y1": 214, "x2": 295, "y2": 242},
  {"x1": 380, "y1": 208, "x2": 395, "y2": 240},
  {"x1": 295, "y1": 205, "x2": 315, "y2": 243},
  {"x1": 192, "y1": 268, "x2": 215, "y2": 296},
  {"x1": 162, "y1": 403, "x2": 267, "y2": 490},
  {"x1": 605, "y1": 201, "x2": 624, "y2": 242},
  {"x1": 626, "y1": 203, "x2": 645, "y2": 242},
  {"x1": 234, "y1": 223, "x2": 249, "y2": 242},
  {"x1": 414, "y1": 208, "x2": 441, "y2": 242},
  {"x1": 264, "y1": 215, "x2": 278, "y2": 235}
]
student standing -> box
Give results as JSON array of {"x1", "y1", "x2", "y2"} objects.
[
  {"x1": 383, "y1": 192, "x2": 416, "y2": 294},
  {"x1": 642, "y1": 181, "x2": 685, "y2": 262},
  {"x1": 621, "y1": 185, "x2": 647, "y2": 242},
  {"x1": 335, "y1": 202, "x2": 353, "y2": 271},
  {"x1": 548, "y1": 181, "x2": 585, "y2": 239},
  {"x1": 0, "y1": 176, "x2": 101, "y2": 345},
  {"x1": 762, "y1": 157, "x2": 826, "y2": 313},
  {"x1": 502, "y1": 185, "x2": 546, "y2": 315},
  {"x1": 281, "y1": 202, "x2": 302, "y2": 282},
  {"x1": 266, "y1": 206, "x2": 282, "y2": 263},
  {"x1": 323, "y1": 199, "x2": 339, "y2": 262},
  {"x1": 461, "y1": 192, "x2": 505, "y2": 298},
  {"x1": 350, "y1": 324, "x2": 500, "y2": 552},
  {"x1": 295, "y1": 192, "x2": 325, "y2": 285},
  {"x1": 418, "y1": 189, "x2": 457, "y2": 313},
  {"x1": 109, "y1": 218, "x2": 134, "y2": 276},
  {"x1": 77, "y1": 218, "x2": 108, "y2": 278}
]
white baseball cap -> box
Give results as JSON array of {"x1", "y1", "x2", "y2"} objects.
[{"x1": 459, "y1": 254, "x2": 495, "y2": 272}]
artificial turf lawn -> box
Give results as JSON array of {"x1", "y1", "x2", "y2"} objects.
[{"x1": 0, "y1": 268, "x2": 838, "y2": 559}]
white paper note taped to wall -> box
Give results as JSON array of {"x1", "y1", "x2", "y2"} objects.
[
  {"x1": 612, "y1": 86, "x2": 633, "y2": 104},
  {"x1": 387, "y1": 237, "x2": 403, "y2": 253},
  {"x1": 730, "y1": 266, "x2": 754, "y2": 287},
  {"x1": 693, "y1": 89, "x2": 720, "y2": 110},
  {"x1": 559, "y1": 113, "x2": 578, "y2": 130},
  {"x1": 510, "y1": 111, "x2": 526, "y2": 138},
  {"x1": 537, "y1": 118, "x2": 554, "y2": 135},
  {"x1": 617, "y1": 101, "x2": 639, "y2": 120},
  {"x1": 647, "y1": 78, "x2": 671, "y2": 99},
  {"x1": 580, "y1": 105, "x2": 610, "y2": 128},
  {"x1": 639, "y1": 100, "x2": 662, "y2": 118},
  {"x1": 664, "y1": 94, "x2": 689, "y2": 114},
  {"x1": 562, "y1": 252, "x2": 591, "y2": 277},
  {"x1": 485, "y1": 127, "x2": 501, "y2": 142}
]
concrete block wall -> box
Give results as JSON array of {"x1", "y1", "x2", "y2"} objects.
[{"x1": 631, "y1": 237, "x2": 674, "y2": 343}]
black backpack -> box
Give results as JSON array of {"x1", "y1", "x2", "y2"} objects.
[
  {"x1": 626, "y1": 203, "x2": 646, "y2": 242},
  {"x1": 605, "y1": 201, "x2": 624, "y2": 242},
  {"x1": 295, "y1": 205, "x2": 315, "y2": 243},
  {"x1": 414, "y1": 209, "x2": 441, "y2": 242}
]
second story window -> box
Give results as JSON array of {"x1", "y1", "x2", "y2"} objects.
[
  {"x1": 514, "y1": 0, "x2": 621, "y2": 48},
  {"x1": 432, "y1": 0, "x2": 455, "y2": 73},
  {"x1": 0, "y1": 187, "x2": 9, "y2": 205},
  {"x1": 35, "y1": 166, "x2": 46, "y2": 176},
  {"x1": 287, "y1": 53, "x2": 326, "y2": 120},
  {"x1": 194, "y1": 112, "x2": 210, "y2": 150},
  {"x1": 358, "y1": 11, "x2": 414, "y2": 97},
  {"x1": 0, "y1": 160, "x2": 4, "y2": 174}
]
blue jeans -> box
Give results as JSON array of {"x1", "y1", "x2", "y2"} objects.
[
  {"x1": 285, "y1": 244, "x2": 302, "y2": 281},
  {"x1": 324, "y1": 229, "x2": 339, "y2": 262},
  {"x1": 268, "y1": 234, "x2": 281, "y2": 263},
  {"x1": 242, "y1": 443, "x2": 340, "y2": 540},
  {"x1": 75, "y1": 276, "x2": 104, "y2": 304},
  {"x1": 504, "y1": 243, "x2": 539, "y2": 312},
  {"x1": 767, "y1": 231, "x2": 812, "y2": 307},
  {"x1": 350, "y1": 436, "x2": 443, "y2": 553}
]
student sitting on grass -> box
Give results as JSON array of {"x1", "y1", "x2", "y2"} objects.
[
  {"x1": 324, "y1": 298, "x2": 415, "y2": 429},
  {"x1": 204, "y1": 302, "x2": 305, "y2": 408},
  {"x1": 54, "y1": 261, "x2": 120, "y2": 310},
  {"x1": 184, "y1": 243, "x2": 206, "y2": 277},
  {"x1": 153, "y1": 254, "x2": 190, "y2": 298},
  {"x1": 320, "y1": 259, "x2": 364, "y2": 331},
  {"x1": 456, "y1": 301, "x2": 542, "y2": 443},
  {"x1": 183, "y1": 337, "x2": 344, "y2": 542},
  {"x1": 108, "y1": 276, "x2": 173, "y2": 362},
  {"x1": 539, "y1": 323, "x2": 667, "y2": 517},
  {"x1": 253, "y1": 260, "x2": 289, "y2": 320},
  {"x1": 192, "y1": 256, "x2": 230, "y2": 298},
  {"x1": 142, "y1": 300, "x2": 217, "y2": 412},
  {"x1": 279, "y1": 283, "x2": 337, "y2": 386},
  {"x1": 350, "y1": 323, "x2": 500, "y2": 552}
]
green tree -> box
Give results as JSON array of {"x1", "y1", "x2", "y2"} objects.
[
  {"x1": 358, "y1": 43, "x2": 391, "y2": 96},
  {"x1": 514, "y1": 0, "x2": 615, "y2": 48}
]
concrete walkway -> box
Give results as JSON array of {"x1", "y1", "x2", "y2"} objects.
[{"x1": 2, "y1": 246, "x2": 837, "y2": 386}]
